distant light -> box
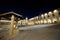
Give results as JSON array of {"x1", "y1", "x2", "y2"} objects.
[
  {"x1": 26, "y1": 17, "x2": 28, "y2": 20},
  {"x1": 48, "y1": 12, "x2": 52, "y2": 15},
  {"x1": 41, "y1": 14, "x2": 44, "y2": 17},
  {"x1": 53, "y1": 10, "x2": 58, "y2": 13},
  {"x1": 44, "y1": 13, "x2": 47, "y2": 16}
]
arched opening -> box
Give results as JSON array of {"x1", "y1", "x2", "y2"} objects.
[
  {"x1": 48, "y1": 19, "x2": 52, "y2": 23},
  {"x1": 54, "y1": 21, "x2": 57, "y2": 23},
  {"x1": 53, "y1": 18, "x2": 58, "y2": 23}
]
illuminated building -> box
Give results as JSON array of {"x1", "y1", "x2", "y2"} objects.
[
  {"x1": 28, "y1": 8, "x2": 60, "y2": 25},
  {"x1": 0, "y1": 8, "x2": 60, "y2": 26},
  {"x1": 0, "y1": 12, "x2": 23, "y2": 39}
]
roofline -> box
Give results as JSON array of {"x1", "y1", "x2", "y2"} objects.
[{"x1": 0, "y1": 12, "x2": 23, "y2": 17}]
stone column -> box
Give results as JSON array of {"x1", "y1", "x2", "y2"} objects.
[{"x1": 8, "y1": 15, "x2": 15, "y2": 39}]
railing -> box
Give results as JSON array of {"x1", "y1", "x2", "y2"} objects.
[{"x1": 0, "y1": 20, "x2": 11, "y2": 22}]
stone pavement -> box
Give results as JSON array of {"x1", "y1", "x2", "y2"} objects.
[
  {"x1": 10, "y1": 24, "x2": 60, "y2": 40},
  {"x1": 0, "y1": 24, "x2": 60, "y2": 40}
]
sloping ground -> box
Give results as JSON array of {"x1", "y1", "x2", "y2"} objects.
[
  {"x1": 0, "y1": 30, "x2": 8, "y2": 40},
  {"x1": 11, "y1": 24, "x2": 60, "y2": 40},
  {"x1": 19, "y1": 24, "x2": 56, "y2": 30},
  {"x1": 0, "y1": 24, "x2": 60, "y2": 40}
]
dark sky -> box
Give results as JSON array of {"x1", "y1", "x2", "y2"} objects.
[{"x1": 0, "y1": 0, "x2": 60, "y2": 18}]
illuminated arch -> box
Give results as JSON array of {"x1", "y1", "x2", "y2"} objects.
[
  {"x1": 52, "y1": 18, "x2": 58, "y2": 23},
  {"x1": 48, "y1": 19, "x2": 52, "y2": 23}
]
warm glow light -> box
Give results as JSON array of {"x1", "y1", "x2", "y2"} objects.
[
  {"x1": 48, "y1": 19, "x2": 52, "y2": 23},
  {"x1": 53, "y1": 10, "x2": 58, "y2": 13},
  {"x1": 26, "y1": 17, "x2": 28, "y2": 20},
  {"x1": 48, "y1": 12, "x2": 52, "y2": 15},
  {"x1": 40, "y1": 20, "x2": 43, "y2": 23},
  {"x1": 0, "y1": 20, "x2": 11, "y2": 22},
  {"x1": 36, "y1": 16, "x2": 38, "y2": 19},
  {"x1": 44, "y1": 20, "x2": 47, "y2": 23},
  {"x1": 45, "y1": 13, "x2": 47, "y2": 16},
  {"x1": 53, "y1": 10, "x2": 59, "y2": 16},
  {"x1": 41, "y1": 14, "x2": 44, "y2": 17},
  {"x1": 14, "y1": 25, "x2": 16, "y2": 28},
  {"x1": 53, "y1": 18, "x2": 57, "y2": 23},
  {"x1": 29, "y1": 18, "x2": 34, "y2": 20}
]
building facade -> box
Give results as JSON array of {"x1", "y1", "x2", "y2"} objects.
[{"x1": 18, "y1": 8, "x2": 60, "y2": 26}]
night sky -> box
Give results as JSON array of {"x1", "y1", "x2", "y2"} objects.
[{"x1": 0, "y1": 0, "x2": 60, "y2": 19}]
